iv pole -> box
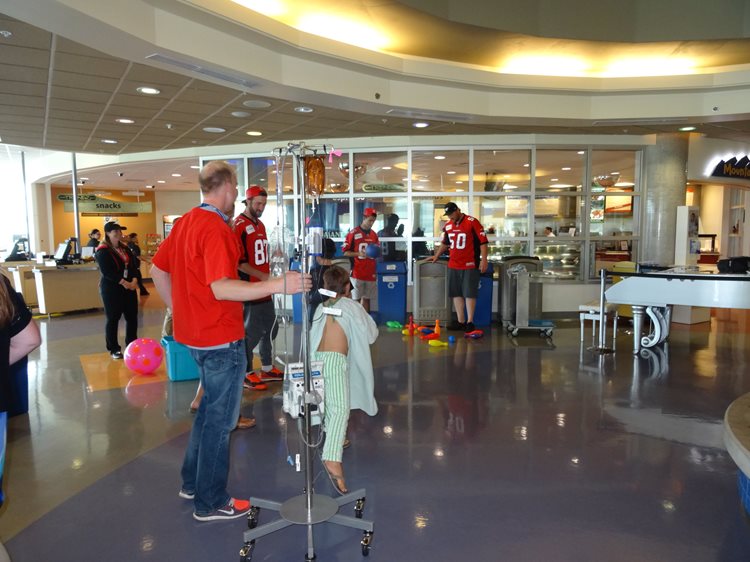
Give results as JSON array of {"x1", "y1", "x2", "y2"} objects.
[{"x1": 239, "y1": 142, "x2": 375, "y2": 562}]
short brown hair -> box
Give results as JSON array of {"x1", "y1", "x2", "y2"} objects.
[
  {"x1": 199, "y1": 161, "x2": 237, "y2": 194},
  {"x1": 323, "y1": 265, "x2": 350, "y2": 297}
]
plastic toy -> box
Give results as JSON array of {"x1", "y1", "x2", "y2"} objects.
[
  {"x1": 428, "y1": 339, "x2": 448, "y2": 347},
  {"x1": 448, "y1": 335, "x2": 456, "y2": 344},
  {"x1": 464, "y1": 329, "x2": 484, "y2": 339},
  {"x1": 420, "y1": 333, "x2": 440, "y2": 341},
  {"x1": 433, "y1": 319, "x2": 441, "y2": 336},
  {"x1": 124, "y1": 338, "x2": 164, "y2": 375},
  {"x1": 386, "y1": 320, "x2": 403, "y2": 329}
]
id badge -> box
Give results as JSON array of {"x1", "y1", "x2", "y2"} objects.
[{"x1": 123, "y1": 269, "x2": 128, "y2": 278}]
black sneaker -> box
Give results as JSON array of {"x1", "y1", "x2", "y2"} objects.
[
  {"x1": 463, "y1": 322, "x2": 475, "y2": 333},
  {"x1": 111, "y1": 351, "x2": 123, "y2": 359},
  {"x1": 193, "y1": 498, "x2": 251, "y2": 521},
  {"x1": 447, "y1": 321, "x2": 465, "y2": 331}
]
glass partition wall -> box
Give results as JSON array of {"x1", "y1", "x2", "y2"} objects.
[{"x1": 205, "y1": 145, "x2": 642, "y2": 282}]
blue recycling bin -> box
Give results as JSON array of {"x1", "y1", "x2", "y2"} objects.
[
  {"x1": 289, "y1": 261, "x2": 303, "y2": 324},
  {"x1": 473, "y1": 262, "x2": 494, "y2": 327},
  {"x1": 377, "y1": 261, "x2": 408, "y2": 325}
]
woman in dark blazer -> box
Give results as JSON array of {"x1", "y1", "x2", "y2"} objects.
[{"x1": 94, "y1": 222, "x2": 138, "y2": 359}]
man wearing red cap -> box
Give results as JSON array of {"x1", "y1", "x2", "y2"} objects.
[
  {"x1": 342, "y1": 207, "x2": 379, "y2": 312},
  {"x1": 233, "y1": 185, "x2": 283, "y2": 387}
]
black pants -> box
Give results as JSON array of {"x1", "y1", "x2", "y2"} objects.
[
  {"x1": 101, "y1": 284, "x2": 138, "y2": 353},
  {"x1": 134, "y1": 268, "x2": 149, "y2": 294}
]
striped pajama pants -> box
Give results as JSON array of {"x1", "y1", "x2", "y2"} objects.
[{"x1": 314, "y1": 351, "x2": 349, "y2": 462}]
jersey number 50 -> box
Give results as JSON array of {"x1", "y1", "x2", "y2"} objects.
[{"x1": 447, "y1": 232, "x2": 466, "y2": 250}]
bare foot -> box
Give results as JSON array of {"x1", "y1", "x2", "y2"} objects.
[{"x1": 323, "y1": 460, "x2": 348, "y2": 494}]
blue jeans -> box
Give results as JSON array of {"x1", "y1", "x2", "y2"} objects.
[{"x1": 181, "y1": 340, "x2": 247, "y2": 515}]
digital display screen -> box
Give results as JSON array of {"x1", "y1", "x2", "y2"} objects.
[{"x1": 54, "y1": 242, "x2": 70, "y2": 261}]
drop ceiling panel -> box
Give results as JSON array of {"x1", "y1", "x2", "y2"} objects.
[
  {"x1": 0, "y1": 44, "x2": 50, "y2": 68},
  {"x1": 52, "y1": 70, "x2": 123, "y2": 92},
  {"x1": 109, "y1": 93, "x2": 170, "y2": 111},
  {"x1": 124, "y1": 66, "x2": 193, "y2": 86},
  {"x1": 0, "y1": 17, "x2": 51, "y2": 49},
  {"x1": 0, "y1": 63, "x2": 48, "y2": 83},
  {"x1": 50, "y1": 86, "x2": 112, "y2": 104}
]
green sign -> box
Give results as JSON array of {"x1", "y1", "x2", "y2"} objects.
[{"x1": 59, "y1": 194, "x2": 152, "y2": 214}]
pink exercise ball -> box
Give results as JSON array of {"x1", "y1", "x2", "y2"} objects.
[{"x1": 124, "y1": 338, "x2": 164, "y2": 375}]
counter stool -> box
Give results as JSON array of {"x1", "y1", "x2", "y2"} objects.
[{"x1": 579, "y1": 301, "x2": 619, "y2": 347}]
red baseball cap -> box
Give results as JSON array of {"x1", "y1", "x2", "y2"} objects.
[
  {"x1": 363, "y1": 207, "x2": 377, "y2": 217},
  {"x1": 245, "y1": 185, "x2": 267, "y2": 200}
]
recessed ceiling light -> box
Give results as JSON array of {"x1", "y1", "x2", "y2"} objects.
[
  {"x1": 231, "y1": 111, "x2": 251, "y2": 118},
  {"x1": 402, "y1": 178, "x2": 409, "y2": 182},
  {"x1": 419, "y1": 178, "x2": 428, "y2": 182},
  {"x1": 203, "y1": 127, "x2": 226, "y2": 133},
  {"x1": 115, "y1": 118, "x2": 135, "y2": 124},
  {"x1": 562, "y1": 167, "x2": 571, "y2": 171},
  {"x1": 242, "y1": 100, "x2": 271, "y2": 109},
  {"x1": 136, "y1": 86, "x2": 160, "y2": 95},
  {"x1": 145, "y1": 185, "x2": 154, "y2": 189},
  {"x1": 190, "y1": 165, "x2": 200, "y2": 169},
  {"x1": 434, "y1": 155, "x2": 446, "y2": 160},
  {"x1": 679, "y1": 126, "x2": 696, "y2": 132},
  {"x1": 294, "y1": 106, "x2": 314, "y2": 113},
  {"x1": 171, "y1": 173, "x2": 182, "y2": 177},
  {"x1": 523, "y1": 163, "x2": 530, "y2": 167},
  {"x1": 101, "y1": 139, "x2": 117, "y2": 144},
  {"x1": 157, "y1": 180, "x2": 166, "y2": 184},
  {"x1": 456, "y1": 181, "x2": 463, "y2": 184},
  {"x1": 80, "y1": 177, "x2": 89, "y2": 181},
  {"x1": 446, "y1": 170, "x2": 456, "y2": 175},
  {"x1": 0, "y1": 30, "x2": 13, "y2": 39},
  {"x1": 412, "y1": 122, "x2": 429, "y2": 128},
  {"x1": 577, "y1": 150, "x2": 585, "y2": 155},
  {"x1": 382, "y1": 166, "x2": 392, "y2": 170},
  {"x1": 551, "y1": 178, "x2": 559, "y2": 181},
  {"x1": 456, "y1": 189, "x2": 464, "y2": 192},
  {"x1": 246, "y1": 131, "x2": 263, "y2": 136}
]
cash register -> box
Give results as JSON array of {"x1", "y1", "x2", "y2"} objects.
[{"x1": 53, "y1": 238, "x2": 80, "y2": 265}]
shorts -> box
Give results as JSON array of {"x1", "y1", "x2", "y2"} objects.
[
  {"x1": 448, "y1": 268, "x2": 480, "y2": 299},
  {"x1": 351, "y1": 278, "x2": 376, "y2": 301}
]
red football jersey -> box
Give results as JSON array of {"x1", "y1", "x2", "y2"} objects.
[
  {"x1": 233, "y1": 213, "x2": 270, "y2": 302},
  {"x1": 441, "y1": 214, "x2": 488, "y2": 270},
  {"x1": 343, "y1": 226, "x2": 379, "y2": 281}
]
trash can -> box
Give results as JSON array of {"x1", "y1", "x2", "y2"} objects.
[
  {"x1": 413, "y1": 259, "x2": 450, "y2": 323},
  {"x1": 473, "y1": 262, "x2": 494, "y2": 327},
  {"x1": 377, "y1": 261, "x2": 407, "y2": 325},
  {"x1": 498, "y1": 256, "x2": 542, "y2": 326}
]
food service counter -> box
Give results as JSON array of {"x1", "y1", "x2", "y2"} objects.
[{"x1": 33, "y1": 265, "x2": 102, "y2": 314}]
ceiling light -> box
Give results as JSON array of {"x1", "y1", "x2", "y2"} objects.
[
  {"x1": 577, "y1": 151, "x2": 585, "y2": 155},
  {"x1": 434, "y1": 155, "x2": 446, "y2": 160},
  {"x1": 203, "y1": 127, "x2": 226, "y2": 133},
  {"x1": 190, "y1": 165, "x2": 200, "y2": 169},
  {"x1": 157, "y1": 180, "x2": 166, "y2": 184},
  {"x1": 456, "y1": 181, "x2": 463, "y2": 184},
  {"x1": 101, "y1": 139, "x2": 118, "y2": 144},
  {"x1": 145, "y1": 185, "x2": 155, "y2": 189},
  {"x1": 551, "y1": 178, "x2": 559, "y2": 181},
  {"x1": 412, "y1": 122, "x2": 429, "y2": 128},
  {"x1": 446, "y1": 170, "x2": 456, "y2": 175},
  {"x1": 294, "y1": 106, "x2": 314, "y2": 113},
  {"x1": 523, "y1": 163, "x2": 529, "y2": 167},
  {"x1": 171, "y1": 173, "x2": 182, "y2": 177},
  {"x1": 246, "y1": 131, "x2": 263, "y2": 136},
  {"x1": 679, "y1": 126, "x2": 696, "y2": 132},
  {"x1": 231, "y1": 110, "x2": 251, "y2": 118},
  {"x1": 115, "y1": 118, "x2": 135, "y2": 124},
  {"x1": 0, "y1": 30, "x2": 12, "y2": 39},
  {"x1": 242, "y1": 100, "x2": 271, "y2": 109},
  {"x1": 382, "y1": 166, "x2": 392, "y2": 170},
  {"x1": 562, "y1": 167, "x2": 571, "y2": 171},
  {"x1": 80, "y1": 177, "x2": 89, "y2": 181},
  {"x1": 136, "y1": 86, "x2": 160, "y2": 95}
]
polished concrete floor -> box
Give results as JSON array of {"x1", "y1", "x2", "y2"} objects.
[{"x1": 2, "y1": 291, "x2": 750, "y2": 561}]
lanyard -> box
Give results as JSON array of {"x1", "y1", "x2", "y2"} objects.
[{"x1": 199, "y1": 202, "x2": 230, "y2": 223}]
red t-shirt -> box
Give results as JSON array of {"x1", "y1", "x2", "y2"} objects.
[
  {"x1": 152, "y1": 206, "x2": 244, "y2": 347},
  {"x1": 233, "y1": 213, "x2": 270, "y2": 303},
  {"x1": 441, "y1": 214, "x2": 488, "y2": 270},
  {"x1": 343, "y1": 226, "x2": 379, "y2": 281}
]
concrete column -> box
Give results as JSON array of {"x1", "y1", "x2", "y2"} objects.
[{"x1": 641, "y1": 133, "x2": 689, "y2": 265}]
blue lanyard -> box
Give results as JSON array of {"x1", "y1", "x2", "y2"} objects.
[{"x1": 198, "y1": 202, "x2": 230, "y2": 223}]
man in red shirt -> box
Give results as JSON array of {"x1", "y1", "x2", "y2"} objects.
[
  {"x1": 150, "y1": 161, "x2": 310, "y2": 522},
  {"x1": 233, "y1": 185, "x2": 283, "y2": 387},
  {"x1": 342, "y1": 207, "x2": 380, "y2": 312},
  {"x1": 431, "y1": 202, "x2": 488, "y2": 332}
]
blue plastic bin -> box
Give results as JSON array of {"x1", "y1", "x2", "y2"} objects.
[
  {"x1": 473, "y1": 262, "x2": 494, "y2": 327},
  {"x1": 161, "y1": 336, "x2": 200, "y2": 381},
  {"x1": 376, "y1": 261, "x2": 407, "y2": 325}
]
